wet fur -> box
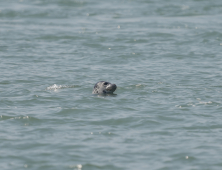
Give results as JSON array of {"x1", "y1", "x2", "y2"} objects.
[{"x1": 92, "y1": 81, "x2": 117, "y2": 94}]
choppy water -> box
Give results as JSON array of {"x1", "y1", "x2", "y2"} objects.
[{"x1": 1, "y1": 0, "x2": 222, "y2": 169}]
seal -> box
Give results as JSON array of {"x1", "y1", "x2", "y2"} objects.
[{"x1": 92, "y1": 81, "x2": 117, "y2": 94}]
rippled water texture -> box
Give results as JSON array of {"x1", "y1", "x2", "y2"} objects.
[{"x1": 1, "y1": 0, "x2": 222, "y2": 169}]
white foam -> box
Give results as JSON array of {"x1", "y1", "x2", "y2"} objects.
[
  {"x1": 136, "y1": 84, "x2": 142, "y2": 87},
  {"x1": 77, "y1": 164, "x2": 82, "y2": 169},
  {"x1": 46, "y1": 84, "x2": 63, "y2": 90},
  {"x1": 198, "y1": 101, "x2": 212, "y2": 105},
  {"x1": 69, "y1": 164, "x2": 82, "y2": 169},
  {"x1": 46, "y1": 84, "x2": 75, "y2": 90}
]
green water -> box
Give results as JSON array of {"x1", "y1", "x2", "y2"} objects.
[{"x1": 1, "y1": 0, "x2": 222, "y2": 169}]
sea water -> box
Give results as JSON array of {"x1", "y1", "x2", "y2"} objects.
[{"x1": 1, "y1": 0, "x2": 222, "y2": 169}]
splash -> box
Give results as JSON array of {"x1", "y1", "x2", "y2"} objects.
[
  {"x1": 46, "y1": 84, "x2": 63, "y2": 90},
  {"x1": 46, "y1": 84, "x2": 75, "y2": 90}
]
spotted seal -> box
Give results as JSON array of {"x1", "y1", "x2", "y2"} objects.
[{"x1": 92, "y1": 81, "x2": 117, "y2": 94}]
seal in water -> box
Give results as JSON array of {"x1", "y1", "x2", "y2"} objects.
[{"x1": 92, "y1": 81, "x2": 117, "y2": 94}]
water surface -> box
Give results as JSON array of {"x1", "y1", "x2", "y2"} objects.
[{"x1": 1, "y1": 0, "x2": 222, "y2": 169}]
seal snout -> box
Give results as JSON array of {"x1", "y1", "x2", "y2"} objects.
[{"x1": 106, "y1": 83, "x2": 117, "y2": 92}]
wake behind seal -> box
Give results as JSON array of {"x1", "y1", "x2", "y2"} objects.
[{"x1": 92, "y1": 81, "x2": 117, "y2": 94}]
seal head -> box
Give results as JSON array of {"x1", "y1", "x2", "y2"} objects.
[{"x1": 92, "y1": 81, "x2": 117, "y2": 94}]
